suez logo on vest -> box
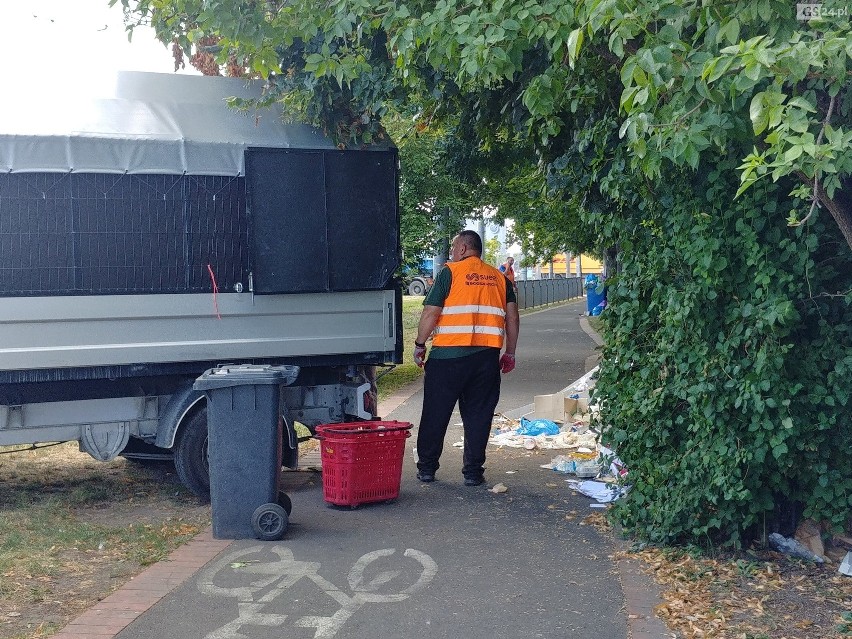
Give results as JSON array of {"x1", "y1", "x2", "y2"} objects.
[{"x1": 465, "y1": 272, "x2": 499, "y2": 286}]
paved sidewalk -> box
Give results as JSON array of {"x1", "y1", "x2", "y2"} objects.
[{"x1": 52, "y1": 299, "x2": 675, "y2": 639}]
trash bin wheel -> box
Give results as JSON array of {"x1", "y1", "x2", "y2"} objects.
[
  {"x1": 277, "y1": 491, "x2": 293, "y2": 515},
  {"x1": 251, "y1": 503, "x2": 288, "y2": 541}
]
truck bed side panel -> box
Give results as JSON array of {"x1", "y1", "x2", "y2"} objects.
[{"x1": 0, "y1": 290, "x2": 397, "y2": 371}]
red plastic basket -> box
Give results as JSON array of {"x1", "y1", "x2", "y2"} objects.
[{"x1": 315, "y1": 421, "x2": 413, "y2": 507}]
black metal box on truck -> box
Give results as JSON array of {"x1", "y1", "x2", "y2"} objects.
[{"x1": 193, "y1": 364, "x2": 299, "y2": 540}]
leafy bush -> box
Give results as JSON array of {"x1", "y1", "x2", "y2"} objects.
[{"x1": 595, "y1": 166, "x2": 852, "y2": 546}]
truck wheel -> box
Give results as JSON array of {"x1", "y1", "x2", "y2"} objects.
[
  {"x1": 278, "y1": 491, "x2": 293, "y2": 515},
  {"x1": 174, "y1": 409, "x2": 211, "y2": 501},
  {"x1": 408, "y1": 279, "x2": 426, "y2": 296},
  {"x1": 252, "y1": 503, "x2": 288, "y2": 541}
]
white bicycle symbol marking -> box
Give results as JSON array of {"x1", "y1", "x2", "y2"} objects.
[{"x1": 198, "y1": 545, "x2": 438, "y2": 639}]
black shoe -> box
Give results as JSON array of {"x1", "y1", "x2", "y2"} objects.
[
  {"x1": 464, "y1": 476, "x2": 484, "y2": 486},
  {"x1": 417, "y1": 471, "x2": 435, "y2": 483}
]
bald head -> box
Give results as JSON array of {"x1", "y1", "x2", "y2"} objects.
[{"x1": 456, "y1": 230, "x2": 482, "y2": 255}]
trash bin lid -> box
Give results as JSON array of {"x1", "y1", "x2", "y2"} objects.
[{"x1": 193, "y1": 364, "x2": 300, "y2": 390}]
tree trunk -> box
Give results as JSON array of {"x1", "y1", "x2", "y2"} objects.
[{"x1": 816, "y1": 181, "x2": 852, "y2": 252}]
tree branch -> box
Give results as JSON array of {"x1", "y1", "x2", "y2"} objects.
[{"x1": 796, "y1": 93, "x2": 836, "y2": 226}]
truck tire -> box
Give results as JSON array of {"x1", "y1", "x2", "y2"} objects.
[
  {"x1": 174, "y1": 409, "x2": 211, "y2": 501},
  {"x1": 408, "y1": 278, "x2": 427, "y2": 296}
]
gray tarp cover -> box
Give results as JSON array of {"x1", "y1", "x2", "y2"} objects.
[{"x1": 0, "y1": 71, "x2": 338, "y2": 176}]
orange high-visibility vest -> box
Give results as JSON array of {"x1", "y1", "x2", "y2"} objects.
[{"x1": 432, "y1": 257, "x2": 508, "y2": 348}]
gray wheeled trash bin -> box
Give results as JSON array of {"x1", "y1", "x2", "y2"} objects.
[{"x1": 193, "y1": 364, "x2": 299, "y2": 541}]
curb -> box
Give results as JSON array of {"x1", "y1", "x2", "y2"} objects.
[
  {"x1": 378, "y1": 377, "x2": 424, "y2": 418},
  {"x1": 51, "y1": 529, "x2": 231, "y2": 639},
  {"x1": 617, "y1": 548, "x2": 678, "y2": 639}
]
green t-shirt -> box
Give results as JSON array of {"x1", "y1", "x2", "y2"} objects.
[{"x1": 423, "y1": 265, "x2": 516, "y2": 360}]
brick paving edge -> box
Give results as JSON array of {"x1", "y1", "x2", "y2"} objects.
[{"x1": 50, "y1": 528, "x2": 231, "y2": 639}]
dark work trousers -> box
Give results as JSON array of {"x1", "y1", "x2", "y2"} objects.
[{"x1": 416, "y1": 348, "x2": 501, "y2": 480}]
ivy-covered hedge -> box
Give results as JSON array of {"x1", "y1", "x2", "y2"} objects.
[{"x1": 596, "y1": 165, "x2": 852, "y2": 547}]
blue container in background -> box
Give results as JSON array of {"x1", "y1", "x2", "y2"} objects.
[{"x1": 584, "y1": 274, "x2": 606, "y2": 315}]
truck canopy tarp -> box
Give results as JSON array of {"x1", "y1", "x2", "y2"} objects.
[{"x1": 0, "y1": 72, "x2": 344, "y2": 176}]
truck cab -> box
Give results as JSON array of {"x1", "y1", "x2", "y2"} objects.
[{"x1": 403, "y1": 258, "x2": 435, "y2": 296}]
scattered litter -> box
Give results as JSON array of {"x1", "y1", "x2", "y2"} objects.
[
  {"x1": 768, "y1": 533, "x2": 825, "y2": 563},
  {"x1": 452, "y1": 440, "x2": 464, "y2": 447},
  {"x1": 490, "y1": 483, "x2": 508, "y2": 494},
  {"x1": 489, "y1": 367, "x2": 630, "y2": 502},
  {"x1": 488, "y1": 380, "x2": 608, "y2": 455},
  {"x1": 506, "y1": 470, "x2": 517, "y2": 474},
  {"x1": 543, "y1": 454, "x2": 601, "y2": 478},
  {"x1": 516, "y1": 417, "x2": 561, "y2": 436},
  {"x1": 840, "y1": 552, "x2": 852, "y2": 576},
  {"x1": 567, "y1": 480, "x2": 628, "y2": 503},
  {"x1": 492, "y1": 431, "x2": 565, "y2": 449},
  {"x1": 589, "y1": 503, "x2": 608, "y2": 509},
  {"x1": 490, "y1": 421, "x2": 600, "y2": 451},
  {"x1": 598, "y1": 445, "x2": 628, "y2": 479}
]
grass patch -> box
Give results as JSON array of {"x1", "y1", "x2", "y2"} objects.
[
  {"x1": 376, "y1": 296, "x2": 425, "y2": 400},
  {"x1": 586, "y1": 314, "x2": 604, "y2": 335},
  {"x1": 0, "y1": 443, "x2": 209, "y2": 635}
]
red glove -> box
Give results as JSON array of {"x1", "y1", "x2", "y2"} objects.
[
  {"x1": 413, "y1": 345, "x2": 427, "y2": 368},
  {"x1": 499, "y1": 353, "x2": 516, "y2": 373}
]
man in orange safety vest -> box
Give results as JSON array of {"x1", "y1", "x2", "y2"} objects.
[{"x1": 412, "y1": 230, "x2": 520, "y2": 486}]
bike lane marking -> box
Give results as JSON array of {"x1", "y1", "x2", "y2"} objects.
[{"x1": 198, "y1": 545, "x2": 437, "y2": 639}]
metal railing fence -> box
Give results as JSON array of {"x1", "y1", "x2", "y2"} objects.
[{"x1": 515, "y1": 277, "x2": 583, "y2": 310}]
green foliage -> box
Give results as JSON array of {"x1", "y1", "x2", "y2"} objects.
[
  {"x1": 484, "y1": 237, "x2": 502, "y2": 266},
  {"x1": 117, "y1": 0, "x2": 852, "y2": 249},
  {"x1": 595, "y1": 166, "x2": 852, "y2": 546},
  {"x1": 838, "y1": 611, "x2": 852, "y2": 635},
  {"x1": 383, "y1": 110, "x2": 476, "y2": 268}
]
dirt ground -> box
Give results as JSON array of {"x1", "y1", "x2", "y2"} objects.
[
  {"x1": 2, "y1": 500, "x2": 210, "y2": 638},
  {"x1": 0, "y1": 447, "x2": 210, "y2": 639},
  {"x1": 628, "y1": 544, "x2": 852, "y2": 639}
]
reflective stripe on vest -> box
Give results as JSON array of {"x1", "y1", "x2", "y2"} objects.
[
  {"x1": 432, "y1": 257, "x2": 507, "y2": 348},
  {"x1": 439, "y1": 304, "x2": 506, "y2": 318},
  {"x1": 433, "y1": 325, "x2": 505, "y2": 336}
]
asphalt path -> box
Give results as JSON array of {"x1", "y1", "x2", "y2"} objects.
[{"x1": 117, "y1": 298, "x2": 628, "y2": 639}]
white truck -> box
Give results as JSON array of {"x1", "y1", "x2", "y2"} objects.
[{"x1": 0, "y1": 72, "x2": 402, "y2": 498}]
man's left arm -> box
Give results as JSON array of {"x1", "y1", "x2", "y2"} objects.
[
  {"x1": 415, "y1": 305, "x2": 443, "y2": 347},
  {"x1": 500, "y1": 302, "x2": 520, "y2": 373}
]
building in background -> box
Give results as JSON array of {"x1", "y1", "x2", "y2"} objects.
[{"x1": 534, "y1": 253, "x2": 603, "y2": 279}]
